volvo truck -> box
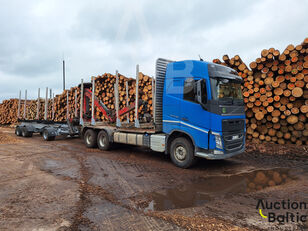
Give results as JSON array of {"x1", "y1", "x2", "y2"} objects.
[{"x1": 80, "y1": 58, "x2": 246, "y2": 168}]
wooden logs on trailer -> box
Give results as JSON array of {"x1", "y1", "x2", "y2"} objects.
[
  {"x1": 213, "y1": 37, "x2": 308, "y2": 145},
  {"x1": 0, "y1": 72, "x2": 153, "y2": 124},
  {"x1": 93, "y1": 72, "x2": 154, "y2": 122}
]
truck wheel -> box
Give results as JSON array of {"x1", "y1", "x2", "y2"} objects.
[
  {"x1": 15, "y1": 126, "x2": 22, "y2": 136},
  {"x1": 170, "y1": 137, "x2": 195, "y2": 168},
  {"x1": 97, "y1": 130, "x2": 110, "y2": 151},
  {"x1": 42, "y1": 129, "x2": 55, "y2": 141},
  {"x1": 84, "y1": 129, "x2": 97, "y2": 148},
  {"x1": 21, "y1": 127, "x2": 33, "y2": 137}
]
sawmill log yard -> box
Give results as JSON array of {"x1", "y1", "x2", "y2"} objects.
[{"x1": 1, "y1": 2, "x2": 308, "y2": 231}]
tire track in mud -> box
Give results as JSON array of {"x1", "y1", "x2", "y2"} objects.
[
  {"x1": 69, "y1": 153, "x2": 102, "y2": 231},
  {"x1": 67, "y1": 153, "x2": 155, "y2": 230},
  {"x1": 57, "y1": 143, "x2": 185, "y2": 230}
]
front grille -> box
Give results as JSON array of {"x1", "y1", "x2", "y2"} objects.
[
  {"x1": 222, "y1": 119, "x2": 245, "y2": 132},
  {"x1": 222, "y1": 131, "x2": 244, "y2": 153},
  {"x1": 221, "y1": 119, "x2": 245, "y2": 153}
]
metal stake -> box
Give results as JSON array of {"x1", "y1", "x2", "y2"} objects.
[
  {"x1": 36, "y1": 88, "x2": 40, "y2": 120},
  {"x1": 80, "y1": 79, "x2": 84, "y2": 125},
  {"x1": 52, "y1": 93, "x2": 55, "y2": 120},
  {"x1": 134, "y1": 64, "x2": 140, "y2": 128},
  {"x1": 63, "y1": 60, "x2": 65, "y2": 91},
  {"x1": 152, "y1": 76, "x2": 156, "y2": 124},
  {"x1": 75, "y1": 89, "x2": 78, "y2": 118},
  {"x1": 66, "y1": 90, "x2": 69, "y2": 120},
  {"x1": 125, "y1": 81, "x2": 129, "y2": 123},
  {"x1": 115, "y1": 70, "x2": 121, "y2": 127},
  {"x1": 17, "y1": 90, "x2": 21, "y2": 119},
  {"x1": 24, "y1": 90, "x2": 27, "y2": 119},
  {"x1": 91, "y1": 77, "x2": 96, "y2": 125},
  {"x1": 44, "y1": 87, "x2": 48, "y2": 120}
]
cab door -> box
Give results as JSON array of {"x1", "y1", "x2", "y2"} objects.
[{"x1": 180, "y1": 78, "x2": 211, "y2": 149}]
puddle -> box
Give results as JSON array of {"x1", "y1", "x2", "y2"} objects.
[{"x1": 142, "y1": 168, "x2": 296, "y2": 211}]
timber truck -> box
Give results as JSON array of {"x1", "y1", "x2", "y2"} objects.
[{"x1": 79, "y1": 58, "x2": 246, "y2": 168}]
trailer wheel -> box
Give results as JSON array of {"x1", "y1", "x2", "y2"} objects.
[
  {"x1": 21, "y1": 127, "x2": 33, "y2": 137},
  {"x1": 170, "y1": 137, "x2": 195, "y2": 168},
  {"x1": 42, "y1": 129, "x2": 55, "y2": 141},
  {"x1": 97, "y1": 130, "x2": 110, "y2": 151},
  {"x1": 84, "y1": 129, "x2": 97, "y2": 148},
  {"x1": 15, "y1": 126, "x2": 22, "y2": 136}
]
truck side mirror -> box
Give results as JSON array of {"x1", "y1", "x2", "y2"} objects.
[
  {"x1": 195, "y1": 79, "x2": 207, "y2": 105},
  {"x1": 196, "y1": 80, "x2": 202, "y2": 104}
]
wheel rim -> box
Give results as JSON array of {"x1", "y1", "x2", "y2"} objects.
[
  {"x1": 86, "y1": 134, "x2": 92, "y2": 144},
  {"x1": 99, "y1": 135, "x2": 106, "y2": 147},
  {"x1": 174, "y1": 145, "x2": 187, "y2": 162},
  {"x1": 43, "y1": 131, "x2": 48, "y2": 139}
]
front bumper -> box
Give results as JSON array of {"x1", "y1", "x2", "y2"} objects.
[{"x1": 195, "y1": 145, "x2": 245, "y2": 160}]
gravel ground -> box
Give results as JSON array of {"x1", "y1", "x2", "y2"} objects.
[{"x1": 0, "y1": 127, "x2": 307, "y2": 231}]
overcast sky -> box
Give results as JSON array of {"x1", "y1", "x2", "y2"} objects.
[{"x1": 0, "y1": 0, "x2": 307, "y2": 102}]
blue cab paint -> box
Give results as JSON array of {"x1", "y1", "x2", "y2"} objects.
[{"x1": 162, "y1": 60, "x2": 246, "y2": 158}]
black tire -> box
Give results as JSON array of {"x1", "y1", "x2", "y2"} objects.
[
  {"x1": 170, "y1": 137, "x2": 195, "y2": 168},
  {"x1": 21, "y1": 127, "x2": 33, "y2": 137},
  {"x1": 97, "y1": 130, "x2": 110, "y2": 151},
  {"x1": 84, "y1": 129, "x2": 97, "y2": 148},
  {"x1": 42, "y1": 129, "x2": 56, "y2": 141},
  {"x1": 15, "y1": 126, "x2": 22, "y2": 136}
]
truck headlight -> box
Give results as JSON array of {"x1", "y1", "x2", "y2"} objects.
[{"x1": 215, "y1": 135, "x2": 223, "y2": 149}]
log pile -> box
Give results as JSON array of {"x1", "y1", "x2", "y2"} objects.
[
  {"x1": 48, "y1": 88, "x2": 80, "y2": 122},
  {"x1": 245, "y1": 169, "x2": 293, "y2": 192},
  {"x1": 94, "y1": 72, "x2": 154, "y2": 122},
  {"x1": 44, "y1": 72, "x2": 154, "y2": 122},
  {"x1": 0, "y1": 72, "x2": 154, "y2": 124},
  {"x1": 0, "y1": 99, "x2": 19, "y2": 124},
  {"x1": 0, "y1": 98, "x2": 47, "y2": 123},
  {"x1": 214, "y1": 38, "x2": 308, "y2": 145}
]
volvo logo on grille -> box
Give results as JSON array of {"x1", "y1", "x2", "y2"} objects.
[{"x1": 232, "y1": 135, "x2": 239, "y2": 140}]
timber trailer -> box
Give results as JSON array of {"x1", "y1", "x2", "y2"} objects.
[{"x1": 15, "y1": 88, "x2": 79, "y2": 141}]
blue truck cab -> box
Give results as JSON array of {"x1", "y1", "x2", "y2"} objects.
[{"x1": 156, "y1": 58, "x2": 246, "y2": 168}]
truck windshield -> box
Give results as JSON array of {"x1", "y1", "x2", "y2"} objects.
[{"x1": 210, "y1": 78, "x2": 243, "y2": 100}]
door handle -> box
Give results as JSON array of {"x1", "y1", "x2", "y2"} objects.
[{"x1": 182, "y1": 117, "x2": 188, "y2": 122}]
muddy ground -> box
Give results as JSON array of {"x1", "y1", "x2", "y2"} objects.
[{"x1": 0, "y1": 127, "x2": 307, "y2": 231}]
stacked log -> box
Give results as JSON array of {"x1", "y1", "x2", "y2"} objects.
[
  {"x1": 245, "y1": 169, "x2": 293, "y2": 192},
  {"x1": 214, "y1": 38, "x2": 308, "y2": 145},
  {"x1": 44, "y1": 72, "x2": 153, "y2": 122},
  {"x1": 49, "y1": 88, "x2": 80, "y2": 122},
  {"x1": 0, "y1": 99, "x2": 19, "y2": 124},
  {"x1": 0, "y1": 72, "x2": 154, "y2": 124},
  {"x1": 94, "y1": 72, "x2": 153, "y2": 122},
  {"x1": 0, "y1": 98, "x2": 47, "y2": 124}
]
